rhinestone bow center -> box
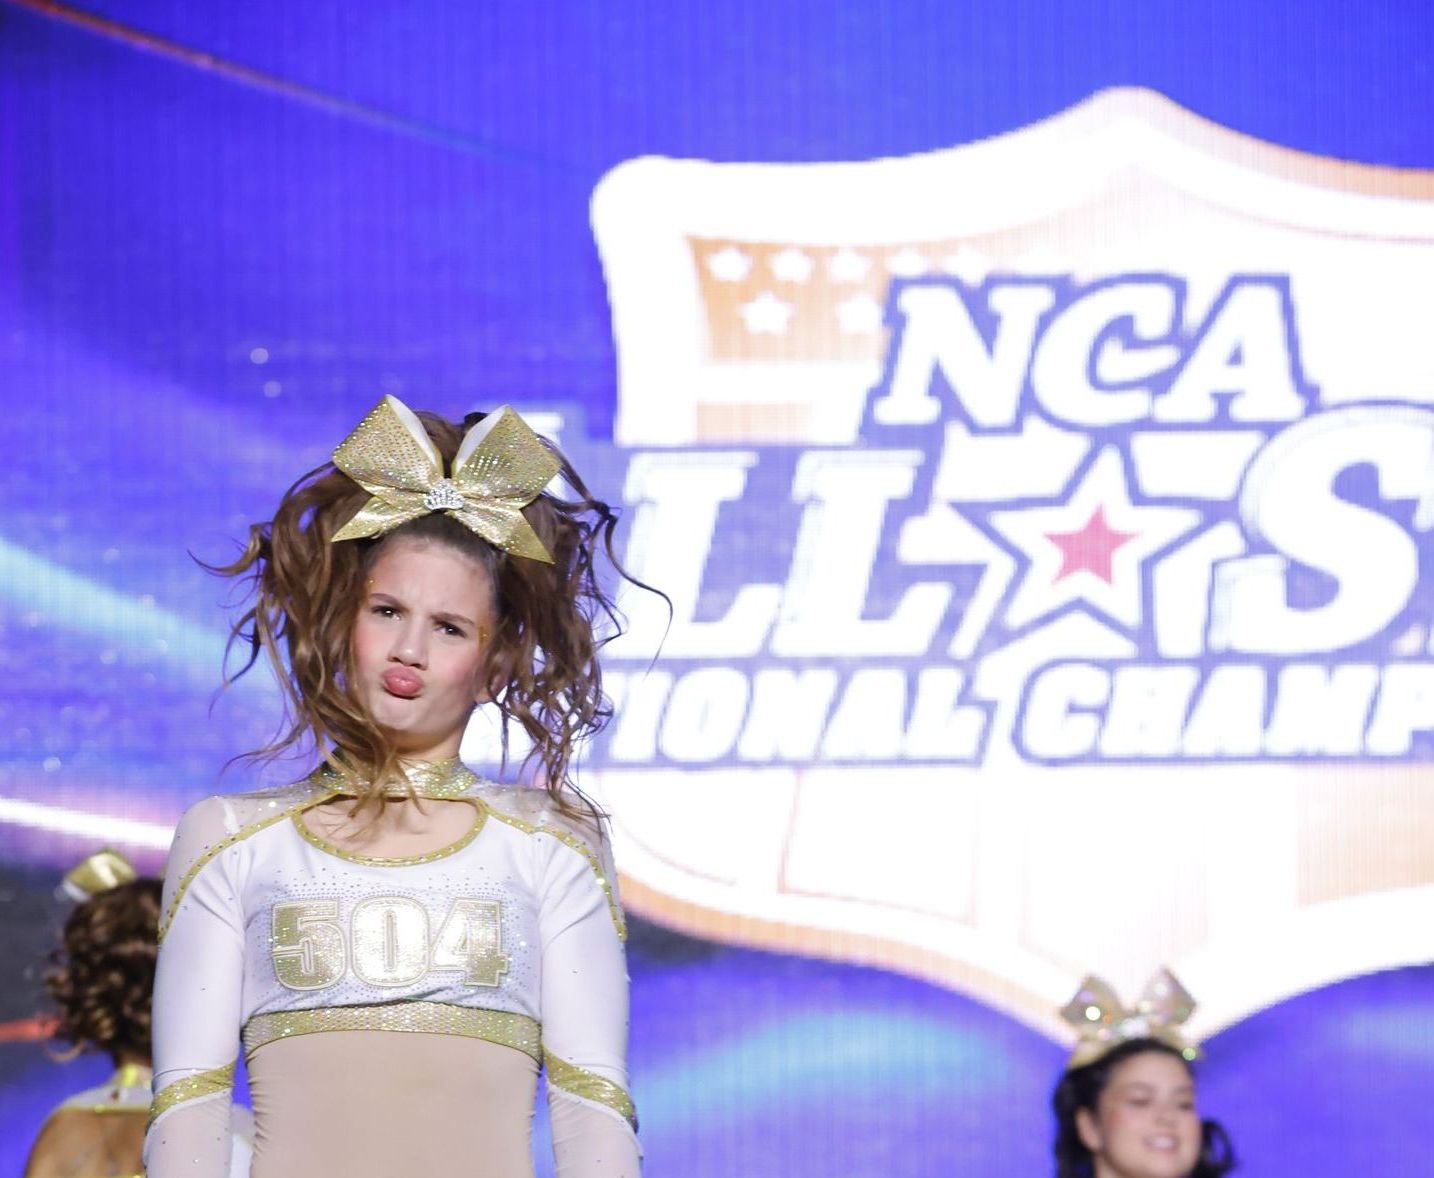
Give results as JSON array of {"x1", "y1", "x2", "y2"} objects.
[{"x1": 423, "y1": 478, "x2": 466, "y2": 511}]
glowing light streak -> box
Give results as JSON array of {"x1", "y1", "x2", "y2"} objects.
[
  {"x1": 0, "y1": 536, "x2": 239, "y2": 677},
  {"x1": 0, "y1": 795, "x2": 173, "y2": 849},
  {"x1": 2, "y1": 0, "x2": 574, "y2": 171}
]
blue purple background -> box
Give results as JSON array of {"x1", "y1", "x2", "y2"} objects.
[{"x1": 2, "y1": 1, "x2": 1432, "y2": 1174}]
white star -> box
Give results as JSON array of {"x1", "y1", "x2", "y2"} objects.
[
  {"x1": 828, "y1": 248, "x2": 871, "y2": 284},
  {"x1": 985, "y1": 448, "x2": 1202, "y2": 631},
  {"x1": 738, "y1": 291, "x2": 795, "y2": 335},
  {"x1": 708, "y1": 246, "x2": 752, "y2": 282},
  {"x1": 886, "y1": 247, "x2": 929, "y2": 278},
  {"x1": 770, "y1": 248, "x2": 815, "y2": 283},
  {"x1": 941, "y1": 247, "x2": 993, "y2": 284},
  {"x1": 835, "y1": 294, "x2": 883, "y2": 334}
]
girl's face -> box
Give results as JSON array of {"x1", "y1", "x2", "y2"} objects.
[
  {"x1": 351, "y1": 538, "x2": 496, "y2": 762},
  {"x1": 1076, "y1": 1051, "x2": 1203, "y2": 1178}
]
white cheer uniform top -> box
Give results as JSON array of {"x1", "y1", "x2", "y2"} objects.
[{"x1": 145, "y1": 761, "x2": 639, "y2": 1178}]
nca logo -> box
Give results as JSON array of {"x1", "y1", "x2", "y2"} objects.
[
  {"x1": 583, "y1": 88, "x2": 1434, "y2": 1042},
  {"x1": 592, "y1": 246, "x2": 1434, "y2": 774}
]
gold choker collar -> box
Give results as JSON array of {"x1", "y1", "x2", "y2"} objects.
[{"x1": 314, "y1": 757, "x2": 479, "y2": 800}]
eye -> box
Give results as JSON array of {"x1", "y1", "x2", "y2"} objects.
[
  {"x1": 371, "y1": 604, "x2": 399, "y2": 618},
  {"x1": 439, "y1": 622, "x2": 467, "y2": 638}
]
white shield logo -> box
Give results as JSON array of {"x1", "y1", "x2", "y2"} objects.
[{"x1": 589, "y1": 87, "x2": 1434, "y2": 1044}]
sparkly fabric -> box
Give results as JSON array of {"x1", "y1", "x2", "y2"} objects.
[
  {"x1": 148, "y1": 776, "x2": 638, "y2": 1176},
  {"x1": 329, "y1": 395, "x2": 560, "y2": 561},
  {"x1": 51, "y1": 1063, "x2": 150, "y2": 1114},
  {"x1": 61, "y1": 848, "x2": 137, "y2": 901},
  {"x1": 423, "y1": 477, "x2": 465, "y2": 510},
  {"x1": 243, "y1": 1001, "x2": 542, "y2": 1061},
  {"x1": 546, "y1": 1052, "x2": 638, "y2": 1130},
  {"x1": 290, "y1": 799, "x2": 486, "y2": 866},
  {"x1": 148, "y1": 1061, "x2": 235, "y2": 1122},
  {"x1": 1060, "y1": 968, "x2": 1200, "y2": 1070},
  {"x1": 314, "y1": 755, "x2": 482, "y2": 800}
]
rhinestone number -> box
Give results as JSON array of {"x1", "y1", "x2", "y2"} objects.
[
  {"x1": 351, "y1": 895, "x2": 430, "y2": 986},
  {"x1": 271, "y1": 897, "x2": 509, "y2": 991},
  {"x1": 271, "y1": 899, "x2": 346, "y2": 990},
  {"x1": 431, "y1": 898, "x2": 510, "y2": 986}
]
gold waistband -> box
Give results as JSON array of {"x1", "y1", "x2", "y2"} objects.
[{"x1": 243, "y1": 1002, "x2": 541, "y2": 1063}]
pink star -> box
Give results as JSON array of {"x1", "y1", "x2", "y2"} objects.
[{"x1": 1045, "y1": 506, "x2": 1138, "y2": 584}]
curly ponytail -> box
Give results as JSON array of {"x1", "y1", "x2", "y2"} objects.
[
  {"x1": 211, "y1": 407, "x2": 653, "y2": 819},
  {"x1": 45, "y1": 879, "x2": 162, "y2": 1064}
]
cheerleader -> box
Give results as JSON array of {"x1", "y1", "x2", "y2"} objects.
[{"x1": 146, "y1": 398, "x2": 644, "y2": 1177}]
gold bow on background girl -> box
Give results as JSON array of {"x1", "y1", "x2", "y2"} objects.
[
  {"x1": 331, "y1": 395, "x2": 560, "y2": 562},
  {"x1": 1060, "y1": 967, "x2": 1199, "y2": 1070},
  {"x1": 59, "y1": 848, "x2": 137, "y2": 902}
]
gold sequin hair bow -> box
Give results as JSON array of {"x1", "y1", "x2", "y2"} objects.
[
  {"x1": 60, "y1": 849, "x2": 137, "y2": 903},
  {"x1": 330, "y1": 395, "x2": 561, "y2": 563},
  {"x1": 1060, "y1": 967, "x2": 1199, "y2": 1071}
]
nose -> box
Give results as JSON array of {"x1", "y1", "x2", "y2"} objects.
[{"x1": 390, "y1": 617, "x2": 428, "y2": 668}]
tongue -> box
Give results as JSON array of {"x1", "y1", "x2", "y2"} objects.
[{"x1": 382, "y1": 668, "x2": 422, "y2": 698}]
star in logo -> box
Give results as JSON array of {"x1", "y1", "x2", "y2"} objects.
[
  {"x1": 770, "y1": 247, "x2": 815, "y2": 283},
  {"x1": 984, "y1": 448, "x2": 1203, "y2": 632},
  {"x1": 738, "y1": 291, "x2": 795, "y2": 335},
  {"x1": 828, "y1": 248, "x2": 871, "y2": 283},
  {"x1": 1047, "y1": 505, "x2": 1137, "y2": 583},
  {"x1": 708, "y1": 246, "x2": 752, "y2": 282}
]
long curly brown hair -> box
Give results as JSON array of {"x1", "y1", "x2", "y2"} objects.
[
  {"x1": 212, "y1": 407, "x2": 650, "y2": 818},
  {"x1": 45, "y1": 879, "x2": 162, "y2": 1064}
]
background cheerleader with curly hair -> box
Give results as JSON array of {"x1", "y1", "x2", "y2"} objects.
[
  {"x1": 145, "y1": 398, "x2": 649, "y2": 1177},
  {"x1": 25, "y1": 851, "x2": 252, "y2": 1178}
]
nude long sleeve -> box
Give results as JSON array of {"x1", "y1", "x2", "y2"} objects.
[
  {"x1": 535, "y1": 824, "x2": 641, "y2": 1178},
  {"x1": 145, "y1": 798, "x2": 245, "y2": 1178}
]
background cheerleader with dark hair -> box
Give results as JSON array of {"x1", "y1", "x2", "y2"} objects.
[{"x1": 1052, "y1": 971, "x2": 1236, "y2": 1178}]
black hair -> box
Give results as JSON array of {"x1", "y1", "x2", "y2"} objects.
[{"x1": 1051, "y1": 1037, "x2": 1237, "y2": 1178}]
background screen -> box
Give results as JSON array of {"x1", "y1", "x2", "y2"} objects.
[{"x1": 1, "y1": 2, "x2": 1431, "y2": 1175}]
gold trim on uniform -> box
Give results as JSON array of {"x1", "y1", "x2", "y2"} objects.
[
  {"x1": 313, "y1": 756, "x2": 481, "y2": 800},
  {"x1": 60, "y1": 1064, "x2": 153, "y2": 1115},
  {"x1": 290, "y1": 799, "x2": 486, "y2": 866},
  {"x1": 158, "y1": 803, "x2": 317, "y2": 942},
  {"x1": 544, "y1": 1052, "x2": 638, "y2": 1131},
  {"x1": 483, "y1": 806, "x2": 628, "y2": 941},
  {"x1": 69, "y1": 1105, "x2": 147, "y2": 1116},
  {"x1": 242, "y1": 1002, "x2": 542, "y2": 1062},
  {"x1": 148, "y1": 1061, "x2": 236, "y2": 1124}
]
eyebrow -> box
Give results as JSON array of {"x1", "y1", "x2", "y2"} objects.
[
  {"x1": 367, "y1": 591, "x2": 478, "y2": 629},
  {"x1": 433, "y1": 610, "x2": 479, "y2": 628}
]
